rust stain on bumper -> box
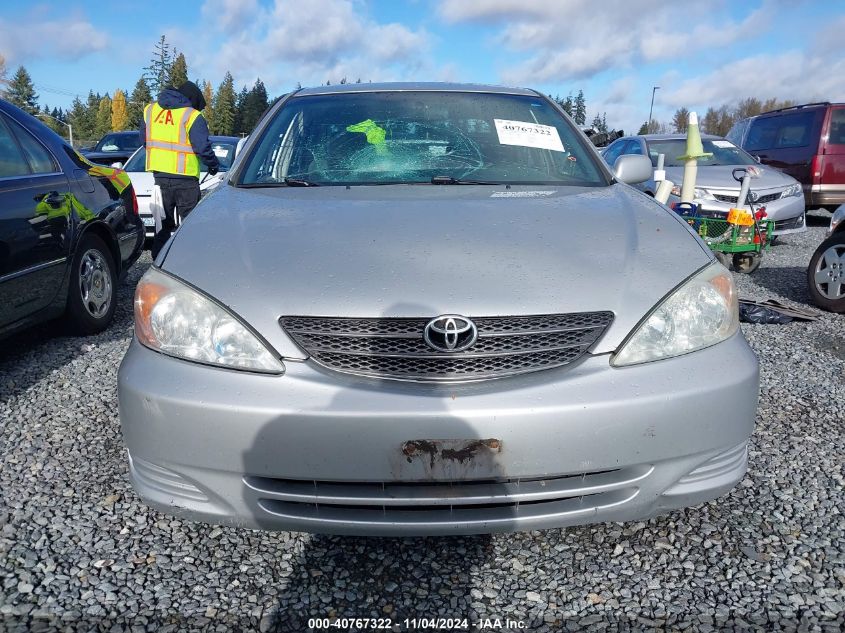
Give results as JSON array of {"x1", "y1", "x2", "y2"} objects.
[{"x1": 402, "y1": 438, "x2": 502, "y2": 468}]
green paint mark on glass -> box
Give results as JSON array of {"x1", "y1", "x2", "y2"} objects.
[{"x1": 346, "y1": 119, "x2": 387, "y2": 146}]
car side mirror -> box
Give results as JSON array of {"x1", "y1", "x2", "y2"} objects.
[
  {"x1": 613, "y1": 154, "x2": 653, "y2": 184},
  {"x1": 111, "y1": 162, "x2": 124, "y2": 169}
]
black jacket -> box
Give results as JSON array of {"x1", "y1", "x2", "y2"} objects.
[{"x1": 138, "y1": 88, "x2": 220, "y2": 180}]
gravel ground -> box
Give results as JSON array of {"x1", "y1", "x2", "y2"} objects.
[{"x1": 1, "y1": 210, "x2": 843, "y2": 632}]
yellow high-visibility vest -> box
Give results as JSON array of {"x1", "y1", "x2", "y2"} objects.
[{"x1": 143, "y1": 103, "x2": 203, "y2": 177}]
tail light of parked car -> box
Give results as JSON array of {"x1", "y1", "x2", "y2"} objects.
[{"x1": 811, "y1": 154, "x2": 823, "y2": 186}]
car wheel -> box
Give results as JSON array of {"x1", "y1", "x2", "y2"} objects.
[
  {"x1": 732, "y1": 252, "x2": 762, "y2": 274},
  {"x1": 807, "y1": 233, "x2": 845, "y2": 313},
  {"x1": 67, "y1": 233, "x2": 117, "y2": 334}
]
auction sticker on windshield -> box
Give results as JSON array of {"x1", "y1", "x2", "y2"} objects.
[{"x1": 494, "y1": 119, "x2": 564, "y2": 152}]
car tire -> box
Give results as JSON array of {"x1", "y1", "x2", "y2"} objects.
[
  {"x1": 732, "y1": 252, "x2": 762, "y2": 274},
  {"x1": 807, "y1": 233, "x2": 845, "y2": 313},
  {"x1": 66, "y1": 233, "x2": 118, "y2": 334}
]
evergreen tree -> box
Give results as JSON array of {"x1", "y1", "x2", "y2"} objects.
[
  {"x1": 241, "y1": 78, "x2": 269, "y2": 133},
  {"x1": 112, "y1": 89, "x2": 129, "y2": 131},
  {"x1": 590, "y1": 113, "x2": 602, "y2": 131},
  {"x1": 95, "y1": 94, "x2": 112, "y2": 137},
  {"x1": 128, "y1": 77, "x2": 152, "y2": 129},
  {"x1": 40, "y1": 104, "x2": 63, "y2": 135},
  {"x1": 561, "y1": 95, "x2": 574, "y2": 117},
  {"x1": 637, "y1": 121, "x2": 649, "y2": 135},
  {"x1": 672, "y1": 107, "x2": 690, "y2": 133},
  {"x1": 68, "y1": 96, "x2": 92, "y2": 142},
  {"x1": 601, "y1": 113, "x2": 608, "y2": 133},
  {"x1": 168, "y1": 52, "x2": 188, "y2": 88},
  {"x1": 573, "y1": 90, "x2": 587, "y2": 125},
  {"x1": 202, "y1": 80, "x2": 215, "y2": 133},
  {"x1": 7, "y1": 66, "x2": 39, "y2": 114},
  {"x1": 234, "y1": 85, "x2": 249, "y2": 135},
  {"x1": 212, "y1": 72, "x2": 236, "y2": 135},
  {"x1": 85, "y1": 91, "x2": 101, "y2": 140},
  {"x1": 144, "y1": 35, "x2": 173, "y2": 95}
]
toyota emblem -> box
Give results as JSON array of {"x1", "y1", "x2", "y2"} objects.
[{"x1": 423, "y1": 315, "x2": 478, "y2": 352}]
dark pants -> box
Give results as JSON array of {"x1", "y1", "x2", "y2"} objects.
[{"x1": 151, "y1": 175, "x2": 200, "y2": 258}]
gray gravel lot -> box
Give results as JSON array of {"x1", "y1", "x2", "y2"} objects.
[{"x1": 1, "y1": 211, "x2": 843, "y2": 632}]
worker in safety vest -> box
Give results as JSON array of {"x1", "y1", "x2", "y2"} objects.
[{"x1": 140, "y1": 80, "x2": 220, "y2": 257}]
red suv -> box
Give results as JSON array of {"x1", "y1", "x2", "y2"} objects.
[{"x1": 727, "y1": 103, "x2": 845, "y2": 211}]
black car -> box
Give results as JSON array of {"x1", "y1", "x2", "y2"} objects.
[
  {"x1": 81, "y1": 131, "x2": 142, "y2": 166},
  {"x1": 0, "y1": 99, "x2": 144, "y2": 338}
]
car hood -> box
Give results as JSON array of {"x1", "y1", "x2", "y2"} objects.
[
  {"x1": 161, "y1": 183, "x2": 713, "y2": 359},
  {"x1": 664, "y1": 164, "x2": 797, "y2": 191}
]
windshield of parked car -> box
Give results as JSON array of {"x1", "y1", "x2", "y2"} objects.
[
  {"x1": 238, "y1": 91, "x2": 608, "y2": 186},
  {"x1": 96, "y1": 133, "x2": 141, "y2": 152},
  {"x1": 646, "y1": 138, "x2": 757, "y2": 167},
  {"x1": 122, "y1": 142, "x2": 237, "y2": 173}
]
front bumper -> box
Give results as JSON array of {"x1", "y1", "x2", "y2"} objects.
[{"x1": 118, "y1": 334, "x2": 759, "y2": 536}]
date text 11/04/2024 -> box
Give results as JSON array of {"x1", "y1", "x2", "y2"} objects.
[{"x1": 308, "y1": 617, "x2": 527, "y2": 630}]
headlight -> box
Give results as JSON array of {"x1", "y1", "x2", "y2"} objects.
[
  {"x1": 669, "y1": 185, "x2": 713, "y2": 200},
  {"x1": 612, "y1": 263, "x2": 738, "y2": 367},
  {"x1": 829, "y1": 205, "x2": 845, "y2": 237},
  {"x1": 780, "y1": 183, "x2": 802, "y2": 198},
  {"x1": 134, "y1": 267, "x2": 284, "y2": 373}
]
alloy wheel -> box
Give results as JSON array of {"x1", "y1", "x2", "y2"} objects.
[
  {"x1": 814, "y1": 243, "x2": 845, "y2": 300},
  {"x1": 78, "y1": 249, "x2": 113, "y2": 318}
]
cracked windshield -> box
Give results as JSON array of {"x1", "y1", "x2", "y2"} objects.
[{"x1": 240, "y1": 91, "x2": 606, "y2": 186}]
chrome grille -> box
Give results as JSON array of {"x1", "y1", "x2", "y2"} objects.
[
  {"x1": 280, "y1": 312, "x2": 613, "y2": 381},
  {"x1": 713, "y1": 192, "x2": 782, "y2": 204}
]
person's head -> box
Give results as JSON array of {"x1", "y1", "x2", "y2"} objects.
[{"x1": 177, "y1": 81, "x2": 206, "y2": 111}]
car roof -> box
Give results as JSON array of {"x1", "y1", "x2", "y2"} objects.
[
  {"x1": 634, "y1": 134, "x2": 724, "y2": 141},
  {"x1": 294, "y1": 82, "x2": 538, "y2": 97}
]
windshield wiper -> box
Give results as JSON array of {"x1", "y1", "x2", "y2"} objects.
[
  {"x1": 430, "y1": 175, "x2": 503, "y2": 185},
  {"x1": 283, "y1": 176, "x2": 320, "y2": 187}
]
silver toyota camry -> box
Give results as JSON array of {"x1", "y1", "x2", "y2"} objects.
[{"x1": 118, "y1": 83, "x2": 759, "y2": 536}]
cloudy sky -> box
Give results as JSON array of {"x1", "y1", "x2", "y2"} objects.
[{"x1": 2, "y1": 0, "x2": 844, "y2": 133}]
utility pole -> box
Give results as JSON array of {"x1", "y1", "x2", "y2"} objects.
[{"x1": 648, "y1": 86, "x2": 660, "y2": 133}]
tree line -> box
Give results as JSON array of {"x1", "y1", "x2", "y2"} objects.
[
  {"x1": 640, "y1": 97, "x2": 800, "y2": 136},
  {"x1": 0, "y1": 37, "x2": 271, "y2": 144},
  {"x1": 547, "y1": 89, "x2": 610, "y2": 132}
]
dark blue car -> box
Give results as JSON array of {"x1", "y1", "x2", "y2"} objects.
[{"x1": 0, "y1": 99, "x2": 144, "y2": 338}]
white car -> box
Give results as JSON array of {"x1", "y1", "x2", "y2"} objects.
[{"x1": 120, "y1": 135, "x2": 242, "y2": 239}]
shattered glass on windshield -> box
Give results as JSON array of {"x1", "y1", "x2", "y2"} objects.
[{"x1": 240, "y1": 91, "x2": 606, "y2": 186}]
